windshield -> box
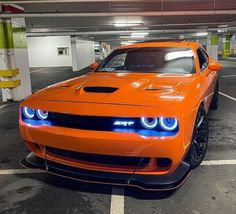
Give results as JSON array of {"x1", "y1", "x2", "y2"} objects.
[{"x1": 97, "y1": 47, "x2": 196, "y2": 74}]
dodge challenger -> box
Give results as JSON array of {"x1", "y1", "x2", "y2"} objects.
[{"x1": 19, "y1": 41, "x2": 221, "y2": 191}]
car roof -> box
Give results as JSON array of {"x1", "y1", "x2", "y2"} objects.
[{"x1": 117, "y1": 41, "x2": 200, "y2": 50}]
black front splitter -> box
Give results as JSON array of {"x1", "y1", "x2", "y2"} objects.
[{"x1": 21, "y1": 153, "x2": 191, "y2": 191}]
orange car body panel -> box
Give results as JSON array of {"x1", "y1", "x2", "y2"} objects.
[{"x1": 19, "y1": 41, "x2": 221, "y2": 178}]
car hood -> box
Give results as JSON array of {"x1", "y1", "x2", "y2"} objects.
[{"x1": 30, "y1": 72, "x2": 195, "y2": 108}]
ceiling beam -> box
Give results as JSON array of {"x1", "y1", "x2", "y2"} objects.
[
  {"x1": 28, "y1": 21, "x2": 236, "y2": 30},
  {"x1": 26, "y1": 27, "x2": 236, "y2": 36},
  {"x1": 1, "y1": 10, "x2": 236, "y2": 18},
  {"x1": 1, "y1": 0, "x2": 153, "y2": 3}
]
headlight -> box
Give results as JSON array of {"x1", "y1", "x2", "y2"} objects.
[
  {"x1": 22, "y1": 107, "x2": 35, "y2": 119},
  {"x1": 159, "y1": 117, "x2": 178, "y2": 131},
  {"x1": 140, "y1": 117, "x2": 158, "y2": 129},
  {"x1": 36, "y1": 109, "x2": 48, "y2": 120}
]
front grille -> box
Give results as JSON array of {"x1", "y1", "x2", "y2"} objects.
[
  {"x1": 46, "y1": 146, "x2": 150, "y2": 167},
  {"x1": 49, "y1": 113, "x2": 140, "y2": 131}
]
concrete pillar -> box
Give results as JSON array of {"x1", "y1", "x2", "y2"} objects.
[
  {"x1": 222, "y1": 34, "x2": 231, "y2": 58},
  {"x1": 101, "y1": 42, "x2": 112, "y2": 58},
  {"x1": 0, "y1": 19, "x2": 9, "y2": 102},
  {"x1": 0, "y1": 5, "x2": 31, "y2": 102},
  {"x1": 71, "y1": 36, "x2": 95, "y2": 71},
  {"x1": 230, "y1": 34, "x2": 235, "y2": 55},
  {"x1": 207, "y1": 32, "x2": 219, "y2": 60},
  {"x1": 71, "y1": 36, "x2": 78, "y2": 72}
]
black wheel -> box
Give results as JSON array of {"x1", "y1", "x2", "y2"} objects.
[
  {"x1": 186, "y1": 105, "x2": 209, "y2": 169},
  {"x1": 210, "y1": 79, "x2": 219, "y2": 110}
]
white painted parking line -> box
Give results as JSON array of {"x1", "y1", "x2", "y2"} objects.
[
  {"x1": 110, "y1": 187, "x2": 124, "y2": 214},
  {"x1": 201, "y1": 159, "x2": 236, "y2": 166},
  {"x1": 219, "y1": 60, "x2": 236, "y2": 64},
  {"x1": 30, "y1": 67, "x2": 47, "y2": 74},
  {"x1": 221, "y1": 74, "x2": 236, "y2": 78},
  {"x1": 219, "y1": 91, "x2": 236, "y2": 102},
  {"x1": 0, "y1": 168, "x2": 44, "y2": 175},
  {"x1": 0, "y1": 104, "x2": 9, "y2": 109}
]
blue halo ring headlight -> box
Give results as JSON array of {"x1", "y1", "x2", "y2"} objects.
[
  {"x1": 22, "y1": 107, "x2": 35, "y2": 119},
  {"x1": 36, "y1": 109, "x2": 48, "y2": 120},
  {"x1": 140, "y1": 117, "x2": 158, "y2": 129},
  {"x1": 159, "y1": 117, "x2": 178, "y2": 131}
]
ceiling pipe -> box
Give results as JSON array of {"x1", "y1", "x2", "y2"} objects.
[
  {"x1": 26, "y1": 30, "x2": 198, "y2": 36},
  {"x1": 95, "y1": 36, "x2": 204, "y2": 43},
  {"x1": 1, "y1": 10, "x2": 236, "y2": 18},
  {"x1": 26, "y1": 27, "x2": 236, "y2": 36},
  {"x1": 29, "y1": 21, "x2": 236, "y2": 30},
  {"x1": 0, "y1": 0, "x2": 150, "y2": 3}
]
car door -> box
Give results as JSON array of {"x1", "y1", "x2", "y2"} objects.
[{"x1": 197, "y1": 48, "x2": 217, "y2": 111}]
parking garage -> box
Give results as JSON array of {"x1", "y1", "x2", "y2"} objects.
[{"x1": 0, "y1": 1, "x2": 236, "y2": 213}]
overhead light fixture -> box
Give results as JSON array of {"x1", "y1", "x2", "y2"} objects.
[
  {"x1": 131, "y1": 32, "x2": 149, "y2": 38},
  {"x1": 218, "y1": 29, "x2": 228, "y2": 33},
  {"x1": 114, "y1": 23, "x2": 142, "y2": 27},
  {"x1": 196, "y1": 32, "x2": 208, "y2": 37},
  {"x1": 218, "y1": 24, "x2": 228, "y2": 28}
]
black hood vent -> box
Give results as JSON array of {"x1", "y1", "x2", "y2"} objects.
[{"x1": 83, "y1": 86, "x2": 118, "y2": 93}]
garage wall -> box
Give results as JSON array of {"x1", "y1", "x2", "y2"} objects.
[{"x1": 27, "y1": 36, "x2": 72, "y2": 67}]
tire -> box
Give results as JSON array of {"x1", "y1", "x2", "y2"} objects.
[
  {"x1": 186, "y1": 105, "x2": 209, "y2": 169},
  {"x1": 210, "y1": 79, "x2": 219, "y2": 110}
]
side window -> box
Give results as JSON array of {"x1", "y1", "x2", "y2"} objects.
[
  {"x1": 202, "y1": 49, "x2": 209, "y2": 58},
  {"x1": 197, "y1": 48, "x2": 208, "y2": 71}
]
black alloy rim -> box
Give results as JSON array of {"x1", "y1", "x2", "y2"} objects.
[{"x1": 191, "y1": 109, "x2": 208, "y2": 162}]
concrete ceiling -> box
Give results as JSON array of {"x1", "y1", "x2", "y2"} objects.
[{"x1": 1, "y1": 0, "x2": 236, "y2": 43}]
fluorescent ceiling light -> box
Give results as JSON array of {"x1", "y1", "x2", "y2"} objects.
[
  {"x1": 131, "y1": 32, "x2": 149, "y2": 38},
  {"x1": 196, "y1": 32, "x2": 208, "y2": 36},
  {"x1": 131, "y1": 35, "x2": 145, "y2": 38},
  {"x1": 114, "y1": 23, "x2": 142, "y2": 27},
  {"x1": 218, "y1": 29, "x2": 228, "y2": 33},
  {"x1": 218, "y1": 24, "x2": 228, "y2": 28}
]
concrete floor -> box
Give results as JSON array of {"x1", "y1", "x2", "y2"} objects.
[{"x1": 0, "y1": 63, "x2": 235, "y2": 214}]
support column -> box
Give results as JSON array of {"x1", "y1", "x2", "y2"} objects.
[
  {"x1": 70, "y1": 36, "x2": 95, "y2": 71},
  {"x1": 71, "y1": 36, "x2": 79, "y2": 72},
  {"x1": 0, "y1": 19, "x2": 10, "y2": 102},
  {"x1": 0, "y1": 5, "x2": 31, "y2": 102},
  {"x1": 230, "y1": 34, "x2": 235, "y2": 55},
  {"x1": 101, "y1": 42, "x2": 111, "y2": 59},
  {"x1": 207, "y1": 32, "x2": 219, "y2": 60},
  {"x1": 222, "y1": 34, "x2": 231, "y2": 58}
]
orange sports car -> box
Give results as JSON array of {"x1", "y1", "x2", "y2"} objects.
[{"x1": 19, "y1": 41, "x2": 221, "y2": 191}]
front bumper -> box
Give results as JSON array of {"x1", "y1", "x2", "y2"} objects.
[{"x1": 21, "y1": 152, "x2": 191, "y2": 191}]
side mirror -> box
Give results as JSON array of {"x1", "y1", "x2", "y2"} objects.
[
  {"x1": 208, "y1": 62, "x2": 221, "y2": 71},
  {"x1": 90, "y1": 62, "x2": 99, "y2": 70}
]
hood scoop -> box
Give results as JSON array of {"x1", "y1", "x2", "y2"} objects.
[{"x1": 83, "y1": 86, "x2": 118, "y2": 93}]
